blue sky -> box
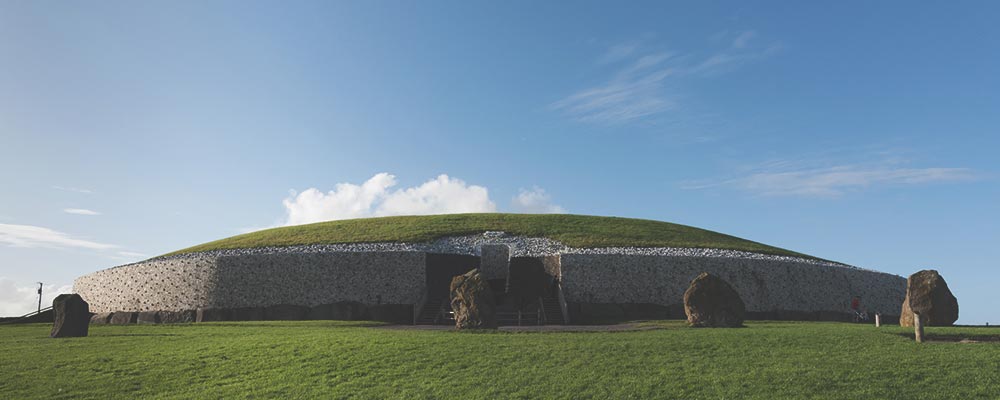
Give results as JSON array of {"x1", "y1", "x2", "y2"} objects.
[{"x1": 1, "y1": 2, "x2": 997, "y2": 323}]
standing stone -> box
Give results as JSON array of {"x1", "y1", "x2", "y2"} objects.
[
  {"x1": 450, "y1": 269, "x2": 497, "y2": 329},
  {"x1": 50, "y1": 294, "x2": 90, "y2": 338},
  {"x1": 900, "y1": 270, "x2": 958, "y2": 327},
  {"x1": 479, "y1": 244, "x2": 510, "y2": 281},
  {"x1": 684, "y1": 272, "x2": 746, "y2": 328}
]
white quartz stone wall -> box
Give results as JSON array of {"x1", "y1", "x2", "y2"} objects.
[
  {"x1": 560, "y1": 254, "x2": 906, "y2": 315},
  {"x1": 73, "y1": 234, "x2": 906, "y2": 317},
  {"x1": 74, "y1": 251, "x2": 426, "y2": 313}
]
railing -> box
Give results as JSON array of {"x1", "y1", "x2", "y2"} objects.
[
  {"x1": 0, "y1": 306, "x2": 53, "y2": 325},
  {"x1": 539, "y1": 297, "x2": 547, "y2": 325}
]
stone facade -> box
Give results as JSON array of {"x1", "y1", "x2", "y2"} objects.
[
  {"x1": 74, "y1": 251, "x2": 426, "y2": 313},
  {"x1": 560, "y1": 254, "x2": 905, "y2": 317},
  {"x1": 73, "y1": 235, "x2": 906, "y2": 322},
  {"x1": 478, "y1": 244, "x2": 510, "y2": 281}
]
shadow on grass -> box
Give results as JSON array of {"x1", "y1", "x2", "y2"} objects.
[
  {"x1": 896, "y1": 333, "x2": 1000, "y2": 343},
  {"x1": 98, "y1": 333, "x2": 183, "y2": 337},
  {"x1": 199, "y1": 321, "x2": 387, "y2": 328}
]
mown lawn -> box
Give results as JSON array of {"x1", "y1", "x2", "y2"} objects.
[
  {"x1": 165, "y1": 213, "x2": 813, "y2": 259},
  {"x1": 1, "y1": 321, "x2": 997, "y2": 399}
]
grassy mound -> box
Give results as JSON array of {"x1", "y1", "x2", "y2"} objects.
[
  {"x1": 2, "y1": 321, "x2": 998, "y2": 398},
  {"x1": 165, "y1": 213, "x2": 809, "y2": 258}
]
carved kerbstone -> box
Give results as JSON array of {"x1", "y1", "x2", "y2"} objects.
[
  {"x1": 450, "y1": 269, "x2": 497, "y2": 329},
  {"x1": 137, "y1": 311, "x2": 160, "y2": 324},
  {"x1": 90, "y1": 312, "x2": 113, "y2": 325},
  {"x1": 158, "y1": 310, "x2": 196, "y2": 323},
  {"x1": 196, "y1": 308, "x2": 231, "y2": 323},
  {"x1": 684, "y1": 272, "x2": 746, "y2": 328},
  {"x1": 109, "y1": 312, "x2": 138, "y2": 325}
]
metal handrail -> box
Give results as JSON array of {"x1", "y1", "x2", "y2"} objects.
[
  {"x1": 0, "y1": 306, "x2": 53, "y2": 325},
  {"x1": 538, "y1": 297, "x2": 547, "y2": 325}
]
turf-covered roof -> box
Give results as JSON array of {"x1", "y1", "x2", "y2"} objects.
[{"x1": 164, "y1": 213, "x2": 813, "y2": 259}]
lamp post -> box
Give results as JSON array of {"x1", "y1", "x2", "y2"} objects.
[{"x1": 36, "y1": 282, "x2": 43, "y2": 314}]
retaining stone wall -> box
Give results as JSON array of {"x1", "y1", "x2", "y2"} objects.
[
  {"x1": 560, "y1": 254, "x2": 905, "y2": 316},
  {"x1": 74, "y1": 251, "x2": 426, "y2": 313},
  {"x1": 74, "y1": 244, "x2": 906, "y2": 319}
]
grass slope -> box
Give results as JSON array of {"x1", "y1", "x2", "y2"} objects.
[
  {"x1": 166, "y1": 213, "x2": 809, "y2": 258},
  {"x1": 2, "y1": 321, "x2": 998, "y2": 399}
]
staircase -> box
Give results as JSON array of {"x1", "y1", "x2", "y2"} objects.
[
  {"x1": 415, "y1": 297, "x2": 453, "y2": 325},
  {"x1": 541, "y1": 293, "x2": 564, "y2": 325}
]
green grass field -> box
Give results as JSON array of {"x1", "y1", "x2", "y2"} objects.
[
  {"x1": 166, "y1": 213, "x2": 813, "y2": 259},
  {"x1": 2, "y1": 321, "x2": 997, "y2": 399}
]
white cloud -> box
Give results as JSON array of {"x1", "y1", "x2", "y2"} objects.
[
  {"x1": 51, "y1": 186, "x2": 94, "y2": 194},
  {"x1": 553, "y1": 32, "x2": 779, "y2": 125},
  {"x1": 511, "y1": 187, "x2": 566, "y2": 214},
  {"x1": 63, "y1": 208, "x2": 101, "y2": 216},
  {"x1": 282, "y1": 173, "x2": 497, "y2": 226},
  {"x1": 0, "y1": 223, "x2": 117, "y2": 250},
  {"x1": 0, "y1": 278, "x2": 73, "y2": 317},
  {"x1": 376, "y1": 175, "x2": 496, "y2": 217},
  {"x1": 283, "y1": 173, "x2": 398, "y2": 225}
]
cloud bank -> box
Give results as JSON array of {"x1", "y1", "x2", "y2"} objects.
[
  {"x1": 282, "y1": 174, "x2": 566, "y2": 226},
  {"x1": 283, "y1": 173, "x2": 500, "y2": 226},
  {"x1": 0, "y1": 278, "x2": 73, "y2": 317}
]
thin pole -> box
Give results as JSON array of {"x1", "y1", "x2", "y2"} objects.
[
  {"x1": 914, "y1": 312, "x2": 925, "y2": 343},
  {"x1": 36, "y1": 282, "x2": 43, "y2": 313}
]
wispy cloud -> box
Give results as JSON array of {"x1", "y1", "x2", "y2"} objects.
[
  {"x1": 51, "y1": 186, "x2": 94, "y2": 194},
  {"x1": 684, "y1": 154, "x2": 978, "y2": 197},
  {"x1": 63, "y1": 208, "x2": 101, "y2": 216},
  {"x1": 552, "y1": 30, "x2": 778, "y2": 125},
  {"x1": 732, "y1": 30, "x2": 756, "y2": 49},
  {"x1": 0, "y1": 223, "x2": 117, "y2": 250},
  {"x1": 598, "y1": 42, "x2": 639, "y2": 64}
]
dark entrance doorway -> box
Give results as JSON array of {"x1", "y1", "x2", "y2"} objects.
[{"x1": 424, "y1": 253, "x2": 480, "y2": 299}]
